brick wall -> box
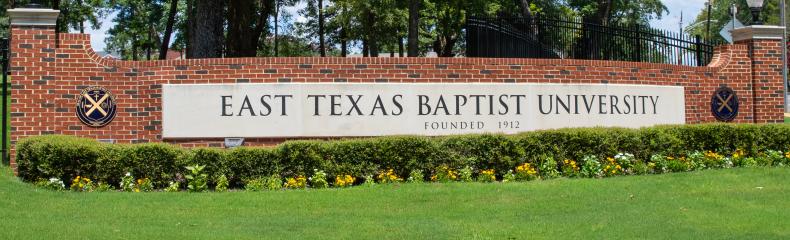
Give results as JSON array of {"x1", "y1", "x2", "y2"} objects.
[{"x1": 7, "y1": 22, "x2": 785, "y2": 170}]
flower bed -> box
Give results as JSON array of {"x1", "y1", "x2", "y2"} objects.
[{"x1": 16, "y1": 123, "x2": 790, "y2": 192}]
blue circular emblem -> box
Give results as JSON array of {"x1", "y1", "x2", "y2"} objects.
[
  {"x1": 76, "y1": 86, "x2": 117, "y2": 127},
  {"x1": 711, "y1": 86, "x2": 738, "y2": 122}
]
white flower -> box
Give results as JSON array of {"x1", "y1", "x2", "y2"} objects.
[{"x1": 125, "y1": 172, "x2": 131, "y2": 177}]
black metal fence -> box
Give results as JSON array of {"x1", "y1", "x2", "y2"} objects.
[
  {"x1": 1, "y1": 38, "x2": 8, "y2": 165},
  {"x1": 466, "y1": 15, "x2": 722, "y2": 67}
]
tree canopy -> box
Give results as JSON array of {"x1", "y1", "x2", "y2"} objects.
[
  {"x1": 686, "y1": 0, "x2": 789, "y2": 42},
  {"x1": 1, "y1": 0, "x2": 673, "y2": 58}
]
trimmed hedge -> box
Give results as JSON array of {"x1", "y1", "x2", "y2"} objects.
[{"x1": 16, "y1": 124, "x2": 790, "y2": 188}]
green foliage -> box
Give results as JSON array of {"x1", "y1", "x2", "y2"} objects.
[
  {"x1": 667, "y1": 157, "x2": 691, "y2": 172},
  {"x1": 580, "y1": 155, "x2": 602, "y2": 178},
  {"x1": 123, "y1": 143, "x2": 184, "y2": 188},
  {"x1": 310, "y1": 170, "x2": 329, "y2": 189},
  {"x1": 244, "y1": 178, "x2": 265, "y2": 192},
  {"x1": 765, "y1": 150, "x2": 787, "y2": 167},
  {"x1": 362, "y1": 175, "x2": 376, "y2": 187},
  {"x1": 34, "y1": 177, "x2": 65, "y2": 191},
  {"x1": 476, "y1": 169, "x2": 496, "y2": 183},
  {"x1": 121, "y1": 173, "x2": 135, "y2": 192},
  {"x1": 136, "y1": 178, "x2": 154, "y2": 192},
  {"x1": 538, "y1": 156, "x2": 560, "y2": 179},
  {"x1": 650, "y1": 154, "x2": 669, "y2": 174},
  {"x1": 245, "y1": 175, "x2": 284, "y2": 191},
  {"x1": 407, "y1": 169, "x2": 424, "y2": 183},
  {"x1": 69, "y1": 176, "x2": 96, "y2": 192},
  {"x1": 502, "y1": 170, "x2": 516, "y2": 183},
  {"x1": 95, "y1": 182, "x2": 113, "y2": 192},
  {"x1": 226, "y1": 147, "x2": 280, "y2": 188},
  {"x1": 458, "y1": 166, "x2": 473, "y2": 182},
  {"x1": 215, "y1": 175, "x2": 229, "y2": 192},
  {"x1": 185, "y1": 165, "x2": 208, "y2": 193},
  {"x1": 16, "y1": 124, "x2": 790, "y2": 191},
  {"x1": 632, "y1": 161, "x2": 650, "y2": 175},
  {"x1": 164, "y1": 181, "x2": 180, "y2": 192},
  {"x1": 736, "y1": 157, "x2": 758, "y2": 168},
  {"x1": 16, "y1": 135, "x2": 104, "y2": 185}
]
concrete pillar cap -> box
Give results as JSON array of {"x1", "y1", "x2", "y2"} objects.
[
  {"x1": 730, "y1": 25, "x2": 785, "y2": 42},
  {"x1": 7, "y1": 8, "x2": 60, "y2": 26}
]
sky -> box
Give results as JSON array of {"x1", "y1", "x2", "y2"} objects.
[{"x1": 85, "y1": 1, "x2": 708, "y2": 52}]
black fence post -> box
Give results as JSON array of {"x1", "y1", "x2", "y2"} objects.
[
  {"x1": 1, "y1": 38, "x2": 8, "y2": 165},
  {"x1": 635, "y1": 25, "x2": 642, "y2": 62},
  {"x1": 695, "y1": 35, "x2": 703, "y2": 67}
]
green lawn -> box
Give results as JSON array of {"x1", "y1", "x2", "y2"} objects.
[{"x1": 1, "y1": 166, "x2": 788, "y2": 239}]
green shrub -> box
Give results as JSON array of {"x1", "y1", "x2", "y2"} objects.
[
  {"x1": 164, "y1": 181, "x2": 180, "y2": 192},
  {"x1": 226, "y1": 147, "x2": 280, "y2": 188},
  {"x1": 122, "y1": 143, "x2": 184, "y2": 188},
  {"x1": 765, "y1": 150, "x2": 786, "y2": 166},
  {"x1": 244, "y1": 178, "x2": 265, "y2": 192},
  {"x1": 121, "y1": 172, "x2": 135, "y2": 192},
  {"x1": 245, "y1": 175, "x2": 283, "y2": 191},
  {"x1": 407, "y1": 169, "x2": 424, "y2": 183},
  {"x1": 186, "y1": 148, "x2": 228, "y2": 185},
  {"x1": 215, "y1": 175, "x2": 229, "y2": 192},
  {"x1": 16, "y1": 135, "x2": 103, "y2": 184},
  {"x1": 667, "y1": 157, "x2": 691, "y2": 172},
  {"x1": 580, "y1": 155, "x2": 602, "y2": 178},
  {"x1": 310, "y1": 170, "x2": 328, "y2": 189},
  {"x1": 185, "y1": 164, "x2": 208, "y2": 193},
  {"x1": 15, "y1": 123, "x2": 790, "y2": 190},
  {"x1": 538, "y1": 156, "x2": 560, "y2": 179}
]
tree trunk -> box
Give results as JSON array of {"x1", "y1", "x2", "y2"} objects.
[
  {"x1": 274, "y1": 0, "x2": 280, "y2": 57},
  {"x1": 433, "y1": 35, "x2": 456, "y2": 57},
  {"x1": 254, "y1": 0, "x2": 274, "y2": 56},
  {"x1": 77, "y1": 0, "x2": 84, "y2": 33},
  {"x1": 132, "y1": 35, "x2": 139, "y2": 61},
  {"x1": 146, "y1": 28, "x2": 152, "y2": 60},
  {"x1": 318, "y1": 0, "x2": 326, "y2": 57},
  {"x1": 407, "y1": 0, "x2": 419, "y2": 57},
  {"x1": 366, "y1": 10, "x2": 378, "y2": 57},
  {"x1": 340, "y1": 27, "x2": 347, "y2": 57},
  {"x1": 159, "y1": 0, "x2": 179, "y2": 60},
  {"x1": 362, "y1": 39, "x2": 369, "y2": 57},
  {"x1": 186, "y1": 0, "x2": 192, "y2": 57},
  {"x1": 187, "y1": 0, "x2": 225, "y2": 58},
  {"x1": 519, "y1": 0, "x2": 532, "y2": 19},
  {"x1": 227, "y1": 0, "x2": 258, "y2": 57},
  {"x1": 595, "y1": 0, "x2": 613, "y2": 25}
]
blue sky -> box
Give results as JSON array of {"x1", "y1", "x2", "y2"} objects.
[{"x1": 85, "y1": 0, "x2": 708, "y2": 52}]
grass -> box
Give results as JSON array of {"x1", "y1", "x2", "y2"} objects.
[{"x1": 1, "y1": 167, "x2": 789, "y2": 239}]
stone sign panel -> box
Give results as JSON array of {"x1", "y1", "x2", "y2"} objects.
[{"x1": 162, "y1": 83, "x2": 685, "y2": 138}]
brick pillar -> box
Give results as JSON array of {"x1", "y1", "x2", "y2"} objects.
[
  {"x1": 7, "y1": 8, "x2": 60, "y2": 170},
  {"x1": 732, "y1": 25, "x2": 786, "y2": 123}
]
